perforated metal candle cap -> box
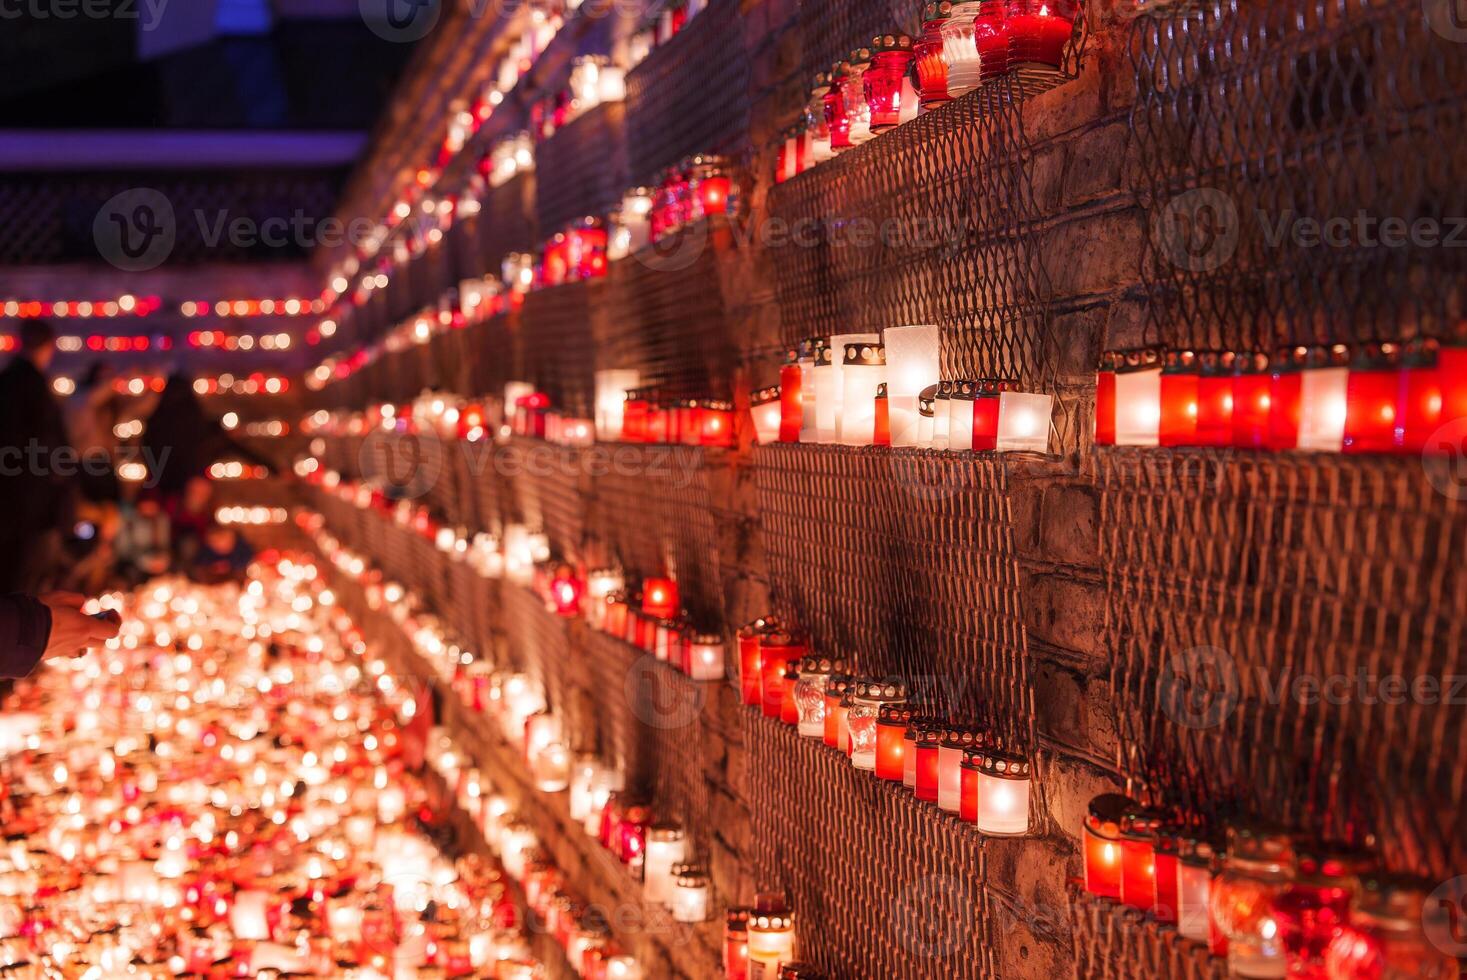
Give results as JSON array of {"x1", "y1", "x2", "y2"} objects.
[
  {"x1": 780, "y1": 965, "x2": 828, "y2": 980},
  {"x1": 1225, "y1": 821, "x2": 1294, "y2": 872},
  {"x1": 918, "y1": 384, "x2": 939, "y2": 416},
  {"x1": 923, "y1": 0, "x2": 954, "y2": 21},
  {"x1": 1291, "y1": 842, "x2": 1376, "y2": 886},
  {"x1": 877, "y1": 702, "x2": 917, "y2": 726},
  {"x1": 825, "y1": 675, "x2": 855, "y2": 697},
  {"x1": 798, "y1": 336, "x2": 828, "y2": 359},
  {"x1": 939, "y1": 724, "x2": 979, "y2": 749},
  {"x1": 853, "y1": 679, "x2": 905, "y2": 700},
  {"x1": 1351, "y1": 873, "x2": 1435, "y2": 928},
  {"x1": 872, "y1": 33, "x2": 913, "y2": 52},
  {"x1": 726, "y1": 907, "x2": 752, "y2": 932},
  {"x1": 674, "y1": 864, "x2": 710, "y2": 887},
  {"x1": 844, "y1": 343, "x2": 885, "y2": 366},
  {"x1": 648, "y1": 823, "x2": 685, "y2": 844},
  {"x1": 847, "y1": 46, "x2": 873, "y2": 68},
  {"x1": 936, "y1": 380, "x2": 954, "y2": 398},
  {"x1": 1118, "y1": 805, "x2": 1167, "y2": 841},
  {"x1": 1162, "y1": 349, "x2": 1200, "y2": 373},
  {"x1": 798, "y1": 655, "x2": 837, "y2": 674},
  {"x1": 1084, "y1": 794, "x2": 1136, "y2": 836},
  {"x1": 952, "y1": 379, "x2": 977, "y2": 400},
  {"x1": 738, "y1": 616, "x2": 781, "y2": 638},
  {"x1": 750, "y1": 909, "x2": 794, "y2": 932},
  {"x1": 976, "y1": 749, "x2": 1031, "y2": 779},
  {"x1": 975, "y1": 378, "x2": 1017, "y2": 397},
  {"x1": 1116, "y1": 347, "x2": 1162, "y2": 374},
  {"x1": 1231, "y1": 350, "x2": 1270, "y2": 375},
  {"x1": 817, "y1": 345, "x2": 835, "y2": 366},
  {"x1": 687, "y1": 631, "x2": 723, "y2": 645},
  {"x1": 1275, "y1": 342, "x2": 1351, "y2": 371}
]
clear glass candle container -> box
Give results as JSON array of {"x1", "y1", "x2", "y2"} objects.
[
  {"x1": 864, "y1": 34, "x2": 914, "y2": 132},
  {"x1": 823, "y1": 675, "x2": 853, "y2": 748},
  {"x1": 804, "y1": 88, "x2": 834, "y2": 163},
  {"x1": 793, "y1": 657, "x2": 834, "y2": 737},
  {"x1": 932, "y1": 380, "x2": 953, "y2": 448},
  {"x1": 672, "y1": 866, "x2": 712, "y2": 923},
  {"x1": 941, "y1": 1, "x2": 985, "y2": 97},
  {"x1": 1211, "y1": 824, "x2": 1294, "y2": 979},
  {"x1": 748, "y1": 906, "x2": 795, "y2": 976},
  {"x1": 841, "y1": 48, "x2": 876, "y2": 144},
  {"x1": 751, "y1": 386, "x2": 783, "y2": 445},
  {"x1": 846, "y1": 680, "x2": 906, "y2": 770},
  {"x1": 798, "y1": 337, "x2": 826, "y2": 441},
  {"x1": 937, "y1": 726, "x2": 979, "y2": 812},
  {"x1": 643, "y1": 824, "x2": 688, "y2": 904},
  {"x1": 916, "y1": 2, "x2": 953, "y2": 108},
  {"x1": 1323, "y1": 873, "x2": 1460, "y2": 980},
  {"x1": 1273, "y1": 844, "x2": 1374, "y2": 978},
  {"x1": 1176, "y1": 835, "x2": 1220, "y2": 946}
]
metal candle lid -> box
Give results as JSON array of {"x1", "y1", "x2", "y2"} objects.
[
  {"x1": 843, "y1": 343, "x2": 886, "y2": 366},
  {"x1": 974, "y1": 749, "x2": 1030, "y2": 779},
  {"x1": 853, "y1": 679, "x2": 906, "y2": 700},
  {"x1": 872, "y1": 33, "x2": 913, "y2": 53},
  {"x1": 750, "y1": 385, "x2": 781, "y2": 406}
]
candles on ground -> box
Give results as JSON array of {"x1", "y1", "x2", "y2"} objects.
[
  {"x1": 1081, "y1": 794, "x2": 1133, "y2": 900},
  {"x1": 643, "y1": 824, "x2": 689, "y2": 904},
  {"x1": 747, "y1": 900, "x2": 796, "y2": 979},
  {"x1": 846, "y1": 680, "x2": 906, "y2": 770},
  {"x1": 672, "y1": 865, "x2": 712, "y2": 923},
  {"x1": 1210, "y1": 824, "x2": 1293, "y2": 980}
]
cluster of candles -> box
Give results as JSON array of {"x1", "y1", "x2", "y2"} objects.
[
  {"x1": 1079, "y1": 794, "x2": 1458, "y2": 979},
  {"x1": 530, "y1": 56, "x2": 628, "y2": 142},
  {"x1": 748, "y1": 324, "x2": 1053, "y2": 452},
  {"x1": 310, "y1": 525, "x2": 716, "y2": 938},
  {"x1": 0, "y1": 565, "x2": 550, "y2": 978},
  {"x1": 626, "y1": 0, "x2": 710, "y2": 65},
  {"x1": 776, "y1": 1, "x2": 1078, "y2": 181},
  {"x1": 568, "y1": 568, "x2": 729, "y2": 682},
  {"x1": 722, "y1": 896, "x2": 811, "y2": 980},
  {"x1": 2, "y1": 293, "x2": 161, "y2": 320},
  {"x1": 541, "y1": 218, "x2": 610, "y2": 286},
  {"x1": 735, "y1": 617, "x2": 1033, "y2": 836},
  {"x1": 206, "y1": 460, "x2": 271, "y2": 481},
  {"x1": 605, "y1": 157, "x2": 738, "y2": 259},
  {"x1": 1097, "y1": 341, "x2": 1467, "y2": 453}
]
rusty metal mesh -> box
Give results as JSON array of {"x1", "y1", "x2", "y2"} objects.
[
  {"x1": 506, "y1": 438, "x2": 588, "y2": 562},
  {"x1": 1129, "y1": 0, "x2": 1467, "y2": 352},
  {"x1": 754, "y1": 444, "x2": 1037, "y2": 754},
  {"x1": 1094, "y1": 449, "x2": 1467, "y2": 883},
  {"x1": 517, "y1": 283, "x2": 600, "y2": 416},
  {"x1": 478, "y1": 171, "x2": 540, "y2": 274},
  {"x1": 624, "y1": 0, "x2": 753, "y2": 179},
  {"x1": 745, "y1": 712, "x2": 999, "y2": 979},
  {"x1": 1067, "y1": 883, "x2": 1224, "y2": 980},
  {"x1": 534, "y1": 102, "x2": 631, "y2": 232}
]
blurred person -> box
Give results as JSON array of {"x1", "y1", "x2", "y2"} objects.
[
  {"x1": 140, "y1": 374, "x2": 240, "y2": 504},
  {"x1": 0, "y1": 592, "x2": 120, "y2": 680},
  {"x1": 113, "y1": 496, "x2": 173, "y2": 584},
  {"x1": 187, "y1": 524, "x2": 255, "y2": 584},
  {"x1": 63, "y1": 363, "x2": 125, "y2": 593},
  {"x1": 165, "y1": 475, "x2": 215, "y2": 568},
  {"x1": 0, "y1": 320, "x2": 76, "y2": 592}
]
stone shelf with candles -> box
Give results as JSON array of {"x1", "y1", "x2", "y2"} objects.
[{"x1": 305, "y1": 521, "x2": 730, "y2": 978}]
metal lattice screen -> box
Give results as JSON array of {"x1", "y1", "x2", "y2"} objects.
[{"x1": 534, "y1": 102, "x2": 631, "y2": 232}]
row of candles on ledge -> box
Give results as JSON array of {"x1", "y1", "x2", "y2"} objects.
[
  {"x1": 0, "y1": 564, "x2": 551, "y2": 978},
  {"x1": 1097, "y1": 341, "x2": 1467, "y2": 453},
  {"x1": 776, "y1": 1, "x2": 1079, "y2": 181},
  {"x1": 308, "y1": 514, "x2": 819, "y2": 980},
  {"x1": 1080, "y1": 794, "x2": 1458, "y2": 979},
  {"x1": 748, "y1": 325, "x2": 1054, "y2": 451},
  {"x1": 736, "y1": 617, "x2": 1033, "y2": 836}
]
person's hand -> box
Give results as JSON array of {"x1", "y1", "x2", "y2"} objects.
[{"x1": 38, "y1": 593, "x2": 121, "y2": 661}]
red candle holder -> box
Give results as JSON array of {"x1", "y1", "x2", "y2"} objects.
[
  {"x1": 1231, "y1": 351, "x2": 1272, "y2": 450},
  {"x1": 642, "y1": 578, "x2": 679, "y2": 619},
  {"x1": 975, "y1": 0, "x2": 1011, "y2": 78},
  {"x1": 971, "y1": 379, "x2": 1009, "y2": 451},
  {"x1": 1005, "y1": 0, "x2": 1074, "y2": 71},
  {"x1": 864, "y1": 34, "x2": 914, "y2": 132},
  {"x1": 779, "y1": 661, "x2": 801, "y2": 725},
  {"x1": 1440, "y1": 341, "x2": 1467, "y2": 424},
  {"x1": 550, "y1": 566, "x2": 583, "y2": 617},
  {"x1": 1094, "y1": 352, "x2": 1117, "y2": 446},
  {"x1": 1081, "y1": 794, "x2": 1133, "y2": 901},
  {"x1": 736, "y1": 618, "x2": 777, "y2": 706},
  {"x1": 913, "y1": 723, "x2": 942, "y2": 803},
  {"x1": 690, "y1": 155, "x2": 733, "y2": 219},
  {"x1": 874, "y1": 383, "x2": 891, "y2": 446},
  {"x1": 1159, "y1": 350, "x2": 1200, "y2": 447},
  {"x1": 823, "y1": 675, "x2": 853, "y2": 748},
  {"x1": 1273, "y1": 843, "x2": 1374, "y2": 979},
  {"x1": 1118, "y1": 806, "x2": 1164, "y2": 912},
  {"x1": 1398, "y1": 339, "x2": 1444, "y2": 454},
  {"x1": 1195, "y1": 351, "x2": 1235, "y2": 447},
  {"x1": 1211, "y1": 824, "x2": 1294, "y2": 980},
  {"x1": 622, "y1": 390, "x2": 651, "y2": 443},
  {"x1": 1343, "y1": 344, "x2": 1404, "y2": 454},
  {"x1": 779, "y1": 349, "x2": 804, "y2": 442},
  {"x1": 915, "y1": 2, "x2": 952, "y2": 109},
  {"x1": 723, "y1": 908, "x2": 752, "y2": 980},
  {"x1": 875, "y1": 703, "x2": 915, "y2": 781},
  {"x1": 699, "y1": 400, "x2": 735, "y2": 448},
  {"x1": 758, "y1": 632, "x2": 807, "y2": 719},
  {"x1": 958, "y1": 748, "x2": 981, "y2": 822},
  {"x1": 1152, "y1": 827, "x2": 1181, "y2": 925},
  {"x1": 819, "y1": 70, "x2": 851, "y2": 151},
  {"x1": 1323, "y1": 874, "x2": 1459, "y2": 980}
]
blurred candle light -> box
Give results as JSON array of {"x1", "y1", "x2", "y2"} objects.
[{"x1": 883, "y1": 324, "x2": 940, "y2": 447}]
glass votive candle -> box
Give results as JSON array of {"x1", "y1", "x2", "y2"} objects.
[
  {"x1": 793, "y1": 657, "x2": 834, "y2": 738},
  {"x1": 1295, "y1": 344, "x2": 1352, "y2": 452},
  {"x1": 1232, "y1": 350, "x2": 1273, "y2": 449},
  {"x1": 758, "y1": 631, "x2": 807, "y2": 719},
  {"x1": 1119, "y1": 806, "x2": 1165, "y2": 911},
  {"x1": 643, "y1": 824, "x2": 688, "y2": 904},
  {"x1": 818, "y1": 70, "x2": 850, "y2": 152},
  {"x1": 531, "y1": 740, "x2": 571, "y2": 792},
  {"x1": 846, "y1": 680, "x2": 907, "y2": 770},
  {"x1": 940, "y1": 0, "x2": 984, "y2": 97},
  {"x1": 1158, "y1": 349, "x2": 1200, "y2": 447},
  {"x1": 1210, "y1": 824, "x2": 1294, "y2": 980},
  {"x1": 948, "y1": 379, "x2": 977, "y2": 451},
  {"x1": 1273, "y1": 843, "x2": 1374, "y2": 978},
  {"x1": 875, "y1": 703, "x2": 916, "y2": 780},
  {"x1": 1095, "y1": 351, "x2": 1117, "y2": 446},
  {"x1": 973, "y1": 749, "x2": 1031, "y2": 836},
  {"x1": 616, "y1": 804, "x2": 651, "y2": 873},
  {"x1": 737, "y1": 617, "x2": 778, "y2": 706},
  {"x1": 823, "y1": 675, "x2": 853, "y2": 749},
  {"x1": 798, "y1": 337, "x2": 826, "y2": 441},
  {"x1": 913, "y1": 723, "x2": 942, "y2": 802},
  {"x1": 1397, "y1": 338, "x2": 1444, "y2": 454},
  {"x1": 1343, "y1": 343, "x2": 1404, "y2": 454},
  {"x1": 686, "y1": 632, "x2": 725, "y2": 681},
  {"x1": 747, "y1": 904, "x2": 795, "y2": 977},
  {"x1": 1081, "y1": 794, "x2": 1134, "y2": 900},
  {"x1": 672, "y1": 866, "x2": 711, "y2": 923},
  {"x1": 1006, "y1": 0, "x2": 1075, "y2": 71},
  {"x1": 864, "y1": 34, "x2": 914, "y2": 132},
  {"x1": 724, "y1": 908, "x2": 752, "y2": 980},
  {"x1": 1323, "y1": 873, "x2": 1459, "y2": 980},
  {"x1": 779, "y1": 349, "x2": 804, "y2": 442},
  {"x1": 642, "y1": 577, "x2": 679, "y2": 619},
  {"x1": 1114, "y1": 348, "x2": 1163, "y2": 446},
  {"x1": 751, "y1": 386, "x2": 783, "y2": 445},
  {"x1": 1176, "y1": 834, "x2": 1221, "y2": 948},
  {"x1": 841, "y1": 48, "x2": 875, "y2": 145},
  {"x1": 937, "y1": 725, "x2": 979, "y2": 812},
  {"x1": 915, "y1": 2, "x2": 953, "y2": 109}
]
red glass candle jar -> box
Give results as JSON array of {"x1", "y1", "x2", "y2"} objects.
[
  {"x1": 737, "y1": 619, "x2": 766, "y2": 706},
  {"x1": 1006, "y1": 0, "x2": 1074, "y2": 71},
  {"x1": 1440, "y1": 341, "x2": 1467, "y2": 424},
  {"x1": 623, "y1": 390, "x2": 651, "y2": 442},
  {"x1": 699, "y1": 400, "x2": 735, "y2": 448},
  {"x1": 1344, "y1": 344, "x2": 1404, "y2": 454},
  {"x1": 1397, "y1": 339, "x2": 1443, "y2": 453},
  {"x1": 1323, "y1": 873, "x2": 1459, "y2": 980},
  {"x1": 875, "y1": 703, "x2": 915, "y2": 780},
  {"x1": 1196, "y1": 351, "x2": 1236, "y2": 447},
  {"x1": 819, "y1": 71, "x2": 851, "y2": 151},
  {"x1": 974, "y1": 0, "x2": 1011, "y2": 78},
  {"x1": 1159, "y1": 349, "x2": 1200, "y2": 447},
  {"x1": 1152, "y1": 827, "x2": 1182, "y2": 925},
  {"x1": 1081, "y1": 794, "x2": 1134, "y2": 900},
  {"x1": 779, "y1": 349, "x2": 804, "y2": 442},
  {"x1": 874, "y1": 383, "x2": 891, "y2": 446},
  {"x1": 642, "y1": 578, "x2": 679, "y2": 619},
  {"x1": 758, "y1": 631, "x2": 807, "y2": 719},
  {"x1": 915, "y1": 3, "x2": 952, "y2": 109},
  {"x1": 823, "y1": 675, "x2": 853, "y2": 748},
  {"x1": 1274, "y1": 844, "x2": 1374, "y2": 979},
  {"x1": 1094, "y1": 352, "x2": 1117, "y2": 446},
  {"x1": 691, "y1": 155, "x2": 733, "y2": 219},
  {"x1": 724, "y1": 908, "x2": 752, "y2": 980},
  {"x1": 1211, "y1": 824, "x2": 1294, "y2": 980},
  {"x1": 1269, "y1": 346, "x2": 1309, "y2": 450},
  {"x1": 1119, "y1": 807, "x2": 1164, "y2": 912},
  {"x1": 841, "y1": 48, "x2": 875, "y2": 144},
  {"x1": 779, "y1": 661, "x2": 801, "y2": 725},
  {"x1": 971, "y1": 379, "x2": 1008, "y2": 451},
  {"x1": 864, "y1": 34, "x2": 914, "y2": 132},
  {"x1": 616, "y1": 804, "x2": 651, "y2": 870},
  {"x1": 914, "y1": 723, "x2": 942, "y2": 802},
  {"x1": 958, "y1": 748, "x2": 981, "y2": 822},
  {"x1": 1232, "y1": 351, "x2": 1273, "y2": 449}
]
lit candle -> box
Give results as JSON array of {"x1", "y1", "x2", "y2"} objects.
[
  {"x1": 643, "y1": 824, "x2": 688, "y2": 904},
  {"x1": 1158, "y1": 350, "x2": 1200, "y2": 447},
  {"x1": 530, "y1": 740, "x2": 571, "y2": 792},
  {"x1": 914, "y1": 723, "x2": 941, "y2": 802},
  {"x1": 882, "y1": 327, "x2": 944, "y2": 423},
  {"x1": 1119, "y1": 806, "x2": 1164, "y2": 911},
  {"x1": 1396, "y1": 338, "x2": 1444, "y2": 454},
  {"x1": 1441, "y1": 340, "x2": 1467, "y2": 424},
  {"x1": 1176, "y1": 834, "x2": 1220, "y2": 947},
  {"x1": 915, "y1": 2, "x2": 953, "y2": 110},
  {"x1": 864, "y1": 34, "x2": 915, "y2": 132},
  {"x1": 569, "y1": 758, "x2": 601, "y2": 822},
  {"x1": 947, "y1": 380, "x2": 977, "y2": 452},
  {"x1": 747, "y1": 902, "x2": 795, "y2": 979},
  {"x1": 1210, "y1": 824, "x2": 1293, "y2": 980},
  {"x1": 737, "y1": 618, "x2": 777, "y2": 706},
  {"x1": 780, "y1": 660, "x2": 801, "y2": 725},
  {"x1": 931, "y1": 381, "x2": 953, "y2": 449},
  {"x1": 672, "y1": 866, "x2": 711, "y2": 923},
  {"x1": 823, "y1": 674, "x2": 853, "y2": 749},
  {"x1": 995, "y1": 389, "x2": 1053, "y2": 452},
  {"x1": 758, "y1": 631, "x2": 807, "y2": 720},
  {"x1": 606, "y1": 954, "x2": 644, "y2": 980},
  {"x1": 1273, "y1": 843, "x2": 1374, "y2": 977},
  {"x1": 1231, "y1": 351, "x2": 1273, "y2": 450},
  {"x1": 724, "y1": 908, "x2": 752, "y2": 980},
  {"x1": 587, "y1": 568, "x2": 625, "y2": 629},
  {"x1": 1007, "y1": 0, "x2": 1075, "y2": 71},
  {"x1": 812, "y1": 344, "x2": 839, "y2": 442},
  {"x1": 642, "y1": 578, "x2": 679, "y2": 619},
  {"x1": 751, "y1": 386, "x2": 784, "y2": 445},
  {"x1": 798, "y1": 338, "x2": 825, "y2": 442},
  {"x1": 793, "y1": 657, "x2": 833, "y2": 738},
  {"x1": 1343, "y1": 343, "x2": 1404, "y2": 454},
  {"x1": 230, "y1": 890, "x2": 272, "y2": 941},
  {"x1": 1296, "y1": 344, "x2": 1351, "y2": 452},
  {"x1": 687, "y1": 632, "x2": 725, "y2": 681},
  {"x1": 1095, "y1": 352, "x2": 1117, "y2": 446},
  {"x1": 1114, "y1": 349, "x2": 1163, "y2": 446},
  {"x1": 699, "y1": 400, "x2": 736, "y2": 448},
  {"x1": 1152, "y1": 827, "x2": 1181, "y2": 925},
  {"x1": 875, "y1": 703, "x2": 914, "y2": 780},
  {"x1": 1323, "y1": 874, "x2": 1458, "y2": 980},
  {"x1": 595, "y1": 369, "x2": 641, "y2": 441},
  {"x1": 838, "y1": 343, "x2": 886, "y2": 445},
  {"x1": 779, "y1": 349, "x2": 804, "y2": 442},
  {"x1": 936, "y1": 726, "x2": 978, "y2": 812},
  {"x1": 1081, "y1": 794, "x2": 1133, "y2": 900},
  {"x1": 917, "y1": 384, "x2": 939, "y2": 447},
  {"x1": 846, "y1": 680, "x2": 906, "y2": 770}
]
